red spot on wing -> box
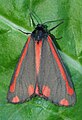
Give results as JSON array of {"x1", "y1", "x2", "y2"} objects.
[
  {"x1": 42, "y1": 85, "x2": 50, "y2": 97},
  {"x1": 12, "y1": 96, "x2": 20, "y2": 103},
  {"x1": 48, "y1": 36, "x2": 74, "y2": 96},
  {"x1": 35, "y1": 41, "x2": 42, "y2": 75},
  {"x1": 59, "y1": 98, "x2": 69, "y2": 106},
  {"x1": 10, "y1": 37, "x2": 31, "y2": 93},
  {"x1": 28, "y1": 84, "x2": 34, "y2": 96}
]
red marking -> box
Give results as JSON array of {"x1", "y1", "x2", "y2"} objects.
[
  {"x1": 10, "y1": 83, "x2": 15, "y2": 93},
  {"x1": 35, "y1": 84, "x2": 43, "y2": 96},
  {"x1": 10, "y1": 37, "x2": 31, "y2": 92},
  {"x1": 48, "y1": 36, "x2": 74, "y2": 96},
  {"x1": 12, "y1": 96, "x2": 20, "y2": 103},
  {"x1": 42, "y1": 85, "x2": 50, "y2": 97},
  {"x1": 35, "y1": 41, "x2": 42, "y2": 75},
  {"x1": 59, "y1": 98, "x2": 69, "y2": 106},
  {"x1": 28, "y1": 84, "x2": 34, "y2": 96},
  {"x1": 35, "y1": 84, "x2": 39, "y2": 95},
  {"x1": 66, "y1": 82, "x2": 74, "y2": 95}
]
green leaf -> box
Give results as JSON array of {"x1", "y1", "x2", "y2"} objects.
[{"x1": 0, "y1": 0, "x2": 82, "y2": 120}]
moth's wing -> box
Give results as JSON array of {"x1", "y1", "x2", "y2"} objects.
[
  {"x1": 7, "y1": 37, "x2": 36, "y2": 103},
  {"x1": 38, "y1": 36, "x2": 76, "y2": 106}
]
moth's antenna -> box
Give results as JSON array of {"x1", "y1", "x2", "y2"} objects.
[
  {"x1": 43, "y1": 19, "x2": 64, "y2": 25},
  {"x1": 31, "y1": 11, "x2": 42, "y2": 24},
  {"x1": 49, "y1": 21, "x2": 64, "y2": 32},
  {"x1": 29, "y1": 12, "x2": 36, "y2": 27},
  {"x1": 29, "y1": 11, "x2": 42, "y2": 27},
  {"x1": 18, "y1": 29, "x2": 31, "y2": 35}
]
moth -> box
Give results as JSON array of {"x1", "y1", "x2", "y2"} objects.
[{"x1": 7, "y1": 15, "x2": 76, "y2": 106}]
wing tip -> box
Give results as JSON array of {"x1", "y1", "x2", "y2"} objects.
[{"x1": 7, "y1": 93, "x2": 35, "y2": 104}]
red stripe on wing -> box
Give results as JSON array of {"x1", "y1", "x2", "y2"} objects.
[
  {"x1": 35, "y1": 41, "x2": 42, "y2": 75},
  {"x1": 35, "y1": 83, "x2": 43, "y2": 97},
  {"x1": 10, "y1": 36, "x2": 31, "y2": 93},
  {"x1": 48, "y1": 36, "x2": 74, "y2": 96},
  {"x1": 35, "y1": 83, "x2": 40, "y2": 95}
]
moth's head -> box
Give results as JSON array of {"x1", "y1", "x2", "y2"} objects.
[
  {"x1": 35, "y1": 24, "x2": 48, "y2": 33},
  {"x1": 31, "y1": 24, "x2": 48, "y2": 41}
]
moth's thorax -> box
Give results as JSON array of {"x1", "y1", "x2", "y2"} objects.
[{"x1": 31, "y1": 24, "x2": 48, "y2": 41}]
